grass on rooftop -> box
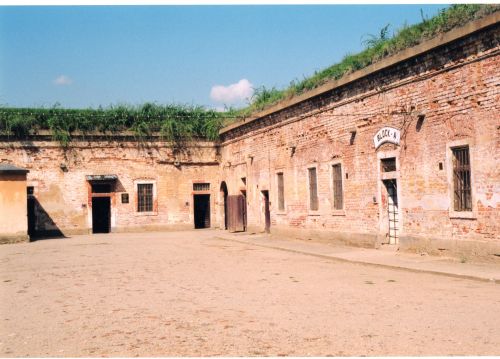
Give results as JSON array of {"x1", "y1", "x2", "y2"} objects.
[
  {"x1": 1, "y1": 4, "x2": 498, "y2": 145},
  {"x1": 241, "y1": 4, "x2": 500, "y2": 115}
]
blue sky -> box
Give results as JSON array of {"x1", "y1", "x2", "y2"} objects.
[{"x1": 0, "y1": 5, "x2": 448, "y2": 110}]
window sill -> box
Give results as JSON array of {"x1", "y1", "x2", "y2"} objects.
[
  {"x1": 307, "y1": 211, "x2": 321, "y2": 216},
  {"x1": 275, "y1": 211, "x2": 287, "y2": 216},
  {"x1": 135, "y1": 211, "x2": 158, "y2": 217},
  {"x1": 331, "y1": 209, "x2": 346, "y2": 216},
  {"x1": 449, "y1": 211, "x2": 476, "y2": 220}
]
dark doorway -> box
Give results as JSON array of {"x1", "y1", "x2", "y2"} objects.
[
  {"x1": 220, "y1": 182, "x2": 228, "y2": 230},
  {"x1": 262, "y1": 190, "x2": 270, "y2": 233},
  {"x1": 92, "y1": 197, "x2": 111, "y2": 233},
  {"x1": 383, "y1": 179, "x2": 399, "y2": 245},
  {"x1": 194, "y1": 194, "x2": 211, "y2": 229},
  {"x1": 241, "y1": 190, "x2": 247, "y2": 231},
  {"x1": 27, "y1": 197, "x2": 36, "y2": 236}
]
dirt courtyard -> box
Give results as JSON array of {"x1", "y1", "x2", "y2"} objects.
[{"x1": 1, "y1": 230, "x2": 499, "y2": 357}]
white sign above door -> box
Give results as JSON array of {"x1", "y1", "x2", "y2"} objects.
[{"x1": 373, "y1": 127, "x2": 401, "y2": 149}]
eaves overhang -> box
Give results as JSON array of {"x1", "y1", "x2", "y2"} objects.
[
  {"x1": 0, "y1": 163, "x2": 29, "y2": 175},
  {"x1": 85, "y1": 174, "x2": 118, "y2": 181}
]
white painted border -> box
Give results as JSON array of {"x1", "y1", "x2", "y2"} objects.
[
  {"x1": 328, "y1": 159, "x2": 346, "y2": 216},
  {"x1": 376, "y1": 148, "x2": 402, "y2": 244},
  {"x1": 446, "y1": 138, "x2": 477, "y2": 219},
  {"x1": 134, "y1": 179, "x2": 158, "y2": 216},
  {"x1": 274, "y1": 169, "x2": 286, "y2": 214},
  {"x1": 306, "y1": 163, "x2": 320, "y2": 214}
]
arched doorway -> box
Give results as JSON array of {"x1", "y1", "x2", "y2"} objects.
[{"x1": 220, "y1": 181, "x2": 228, "y2": 230}]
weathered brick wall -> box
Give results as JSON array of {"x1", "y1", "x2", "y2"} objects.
[
  {"x1": 0, "y1": 17, "x2": 498, "y2": 261},
  {"x1": 0, "y1": 139, "x2": 220, "y2": 235},
  {"x1": 219, "y1": 22, "x2": 500, "y2": 256}
]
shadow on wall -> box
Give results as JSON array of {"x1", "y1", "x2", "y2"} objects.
[
  {"x1": 28, "y1": 197, "x2": 66, "y2": 241},
  {"x1": 115, "y1": 178, "x2": 126, "y2": 192}
]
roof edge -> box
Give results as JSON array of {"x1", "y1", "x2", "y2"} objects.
[
  {"x1": 0, "y1": 163, "x2": 29, "y2": 174},
  {"x1": 0, "y1": 130, "x2": 218, "y2": 144},
  {"x1": 220, "y1": 12, "x2": 500, "y2": 135}
]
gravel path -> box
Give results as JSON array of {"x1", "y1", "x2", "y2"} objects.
[{"x1": 1, "y1": 230, "x2": 499, "y2": 357}]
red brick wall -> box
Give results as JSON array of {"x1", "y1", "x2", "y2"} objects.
[
  {"x1": 0, "y1": 21, "x2": 498, "y2": 259},
  {"x1": 219, "y1": 24, "x2": 500, "y2": 250},
  {"x1": 0, "y1": 139, "x2": 219, "y2": 235}
]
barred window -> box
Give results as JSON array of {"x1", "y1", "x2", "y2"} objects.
[
  {"x1": 193, "y1": 183, "x2": 210, "y2": 191},
  {"x1": 332, "y1": 164, "x2": 343, "y2": 210},
  {"x1": 277, "y1": 172, "x2": 285, "y2": 211},
  {"x1": 137, "y1": 183, "x2": 153, "y2": 212},
  {"x1": 452, "y1": 146, "x2": 472, "y2": 211},
  {"x1": 308, "y1": 167, "x2": 318, "y2": 211}
]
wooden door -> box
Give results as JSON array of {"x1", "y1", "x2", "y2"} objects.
[
  {"x1": 227, "y1": 194, "x2": 246, "y2": 232},
  {"x1": 262, "y1": 190, "x2": 270, "y2": 233}
]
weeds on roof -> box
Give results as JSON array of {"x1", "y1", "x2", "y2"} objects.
[
  {"x1": 0, "y1": 104, "x2": 228, "y2": 146},
  {"x1": 0, "y1": 4, "x2": 498, "y2": 145},
  {"x1": 244, "y1": 4, "x2": 500, "y2": 114}
]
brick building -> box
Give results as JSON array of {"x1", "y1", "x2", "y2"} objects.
[
  {"x1": 0, "y1": 13, "x2": 499, "y2": 260},
  {"x1": 218, "y1": 13, "x2": 500, "y2": 260},
  {"x1": 0, "y1": 136, "x2": 219, "y2": 240}
]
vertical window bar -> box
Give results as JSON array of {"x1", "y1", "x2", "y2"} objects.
[
  {"x1": 332, "y1": 164, "x2": 343, "y2": 210},
  {"x1": 277, "y1": 173, "x2": 285, "y2": 211},
  {"x1": 308, "y1": 168, "x2": 318, "y2": 211}
]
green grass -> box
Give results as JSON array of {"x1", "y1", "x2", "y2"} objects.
[
  {"x1": 0, "y1": 103, "x2": 235, "y2": 146},
  {"x1": 244, "y1": 4, "x2": 500, "y2": 114},
  {"x1": 1, "y1": 4, "x2": 498, "y2": 145}
]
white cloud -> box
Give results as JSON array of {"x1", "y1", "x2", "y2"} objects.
[
  {"x1": 210, "y1": 78, "x2": 253, "y2": 105},
  {"x1": 53, "y1": 75, "x2": 73, "y2": 86}
]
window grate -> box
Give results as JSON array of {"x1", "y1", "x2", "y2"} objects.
[
  {"x1": 277, "y1": 173, "x2": 284, "y2": 211},
  {"x1": 308, "y1": 167, "x2": 318, "y2": 211},
  {"x1": 193, "y1": 183, "x2": 210, "y2": 191},
  {"x1": 137, "y1": 184, "x2": 153, "y2": 212},
  {"x1": 452, "y1": 147, "x2": 472, "y2": 211},
  {"x1": 332, "y1": 164, "x2": 343, "y2": 210}
]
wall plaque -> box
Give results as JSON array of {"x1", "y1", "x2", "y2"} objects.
[{"x1": 373, "y1": 127, "x2": 401, "y2": 149}]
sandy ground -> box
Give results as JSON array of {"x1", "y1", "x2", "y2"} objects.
[{"x1": 1, "y1": 230, "x2": 499, "y2": 357}]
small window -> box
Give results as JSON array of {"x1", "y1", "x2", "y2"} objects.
[
  {"x1": 121, "y1": 193, "x2": 129, "y2": 204},
  {"x1": 308, "y1": 167, "x2": 319, "y2": 211},
  {"x1": 193, "y1": 183, "x2": 210, "y2": 191},
  {"x1": 27, "y1": 186, "x2": 34, "y2": 196},
  {"x1": 137, "y1": 184, "x2": 153, "y2": 212},
  {"x1": 381, "y1": 157, "x2": 397, "y2": 172},
  {"x1": 332, "y1": 164, "x2": 343, "y2": 210},
  {"x1": 452, "y1": 146, "x2": 471, "y2": 211},
  {"x1": 277, "y1": 172, "x2": 285, "y2": 211}
]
